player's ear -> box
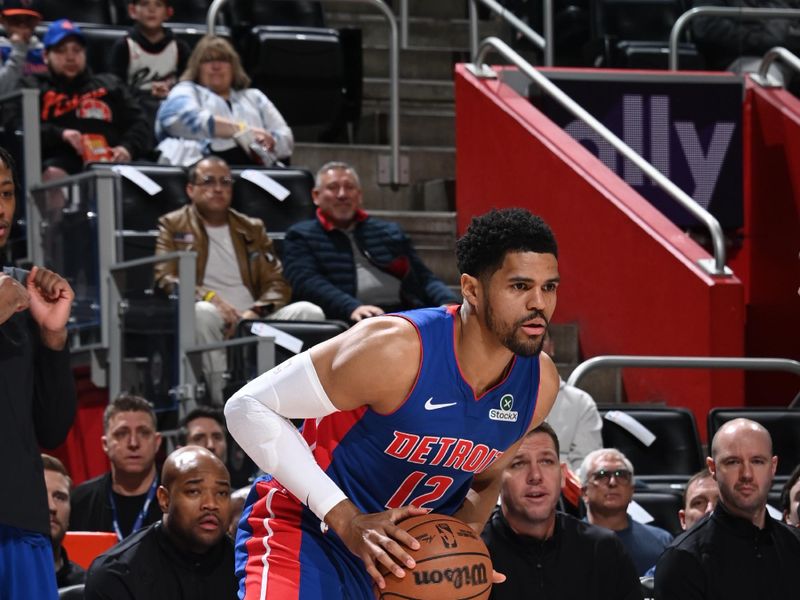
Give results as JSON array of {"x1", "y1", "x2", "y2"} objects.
[{"x1": 460, "y1": 273, "x2": 480, "y2": 307}]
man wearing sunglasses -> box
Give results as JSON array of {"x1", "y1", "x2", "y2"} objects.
[
  {"x1": 579, "y1": 448, "x2": 673, "y2": 576},
  {"x1": 154, "y1": 156, "x2": 324, "y2": 404}
]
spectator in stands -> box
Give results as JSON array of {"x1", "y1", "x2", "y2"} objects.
[
  {"x1": 679, "y1": 469, "x2": 719, "y2": 531},
  {"x1": 0, "y1": 145, "x2": 76, "y2": 600},
  {"x1": 41, "y1": 454, "x2": 86, "y2": 589},
  {"x1": 84, "y1": 446, "x2": 237, "y2": 599},
  {"x1": 70, "y1": 394, "x2": 163, "y2": 540},
  {"x1": 283, "y1": 161, "x2": 458, "y2": 323},
  {"x1": 655, "y1": 418, "x2": 800, "y2": 599},
  {"x1": 178, "y1": 406, "x2": 228, "y2": 463},
  {"x1": 109, "y1": 0, "x2": 191, "y2": 136},
  {"x1": 153, "y1": 156, "x2": 323, "y2": 404},
  {"x1": 579, "y1": 448, "x2": 673, "y2": 576},
  {"x1": 482, "y1": 423, "x2": 641, "y2": 600},
  {"x1": 691, "y1": 0, "x2": 800, "y2": 83},
  {"x1": 18, "y1": 19, "x2": 151, "y2": 178},
  {"x1": 542, "y1": 331, "x2": 602, "y2": 472},
  {"x1": 0, "y1": 0, "x2": 46, "y2": 94},
  {"x1": 780, "y1": 463, "x2": 800, "y2": 526},
  {"x1": 156, "y1": 35, "x2": 292, "y2": 167}
]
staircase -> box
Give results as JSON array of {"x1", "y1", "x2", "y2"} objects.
[{"x1": 291, "y1": 0, "x2": 503, "y2": 285}]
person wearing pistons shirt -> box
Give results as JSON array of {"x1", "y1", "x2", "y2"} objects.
[
  {"x1": 16, "y1": 19, "x2": 151, "y2": 178},
  {"x1": 226, "y1": 208, "x2": 562, "y2": 600}
]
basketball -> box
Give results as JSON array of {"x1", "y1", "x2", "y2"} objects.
[{"x1": 376, "y1": 514, "x2": 493, "y2": 600}]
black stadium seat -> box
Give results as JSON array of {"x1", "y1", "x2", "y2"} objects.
[
  {"x1": 707, "y1": 408, "x2": 800, "y2": 480},
  {"x1": 598, "y1": 405, "x2": 704, "y2": 483},
  {"x1": 40, "y1": 0, "x2": 113, "y2": 24},
  {"x1": 243, "y1": 26, "x2": 345, "y2": 131},
  {"x1": 633, "y1": 490, "x2": 683, "y2": 536},
  {"x1": 230, "y1": 167, "x2": 315, "y2": 242}
]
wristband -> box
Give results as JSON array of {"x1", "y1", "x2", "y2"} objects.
[{"x1": 203, "y1": 290, "x2": 216, "y2": 302}]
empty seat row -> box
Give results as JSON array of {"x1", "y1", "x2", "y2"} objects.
[{"x1": 598, "y1": 405, "x2": 800, "y2": 482}]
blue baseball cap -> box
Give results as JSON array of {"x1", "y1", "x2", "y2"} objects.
[{"x1": 43, "y1": 19, "x2": 86, "y2": 49}]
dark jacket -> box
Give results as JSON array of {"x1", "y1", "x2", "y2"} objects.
[
  {"x1": 482, "y1": 507, "x2": 642, "y2": 600},
  {"x1": 19, "y1": 67, "x2": 152, "y2": 164},
  {"x1": 654, "y1": 501, "x2": 800, "y2": 600},
  {"x1": 70, "y1": 472, "x2": 162, "y2": 537},
  {"x1": 84, "y1": 522, "x2": 238, "y2": 600},
  {"x1": 57, "y1": 546, "x2": 87, "y2": 589},
  {"x1": 283, "y1": 209, "x2": 458, "y2": 321},
  {"x1": 154, "y1": 204, "x2": 291, "y2": 315},
  {"x1": 691, "y1": 0, "x2": 800, "y2": 70},
  {"x1": 0, "y1": 305, "x2": 76, "y2": 535}
]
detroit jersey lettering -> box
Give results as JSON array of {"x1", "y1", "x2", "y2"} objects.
[{"x1": 301, "y1": 305, "x2": 541, "y2": 516}]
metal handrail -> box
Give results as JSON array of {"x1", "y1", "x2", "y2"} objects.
[
  {"x1": 567, "y1": 354, "x2": 800, "y2": 389},
  {"x1": 469, "y1": 0, "x2": 547, "y2": 63},
  {"x1": 669, "y1": 7, "x2": 800, "y2": 70},
  {"x1": 758, "y1": 46, "x2": 800, "y2": 82},
  {"x1": 472, "y1": 37, "x2": 731, "y2": 276},
  {"x1": 207, "y1": 0, "x2": 402, "y2": 187}
]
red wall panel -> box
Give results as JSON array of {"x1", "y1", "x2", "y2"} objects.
[{"x1": 455, "y1": 65, "x2": 745, "y2": 431}]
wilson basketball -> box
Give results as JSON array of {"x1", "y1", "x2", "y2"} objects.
[{"x1": 376, "y1": 514, "x2": 492, "y2": 600}]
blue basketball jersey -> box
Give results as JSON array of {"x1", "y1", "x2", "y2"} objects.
[{"x1": 302, "y1": 305, "x2": 541, "y2": 516}]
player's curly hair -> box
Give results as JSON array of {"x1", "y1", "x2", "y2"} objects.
[{"x1": 456, "y1": 208, "x2": 557, "y2": 278}]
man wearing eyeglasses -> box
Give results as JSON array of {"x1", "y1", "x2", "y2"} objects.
[
  {"x1": 579, "y1": 448, "x2": 673, "y2": 576},
  {"x1": 154, "y1": 156, "x2": 324, "y2": 404}
]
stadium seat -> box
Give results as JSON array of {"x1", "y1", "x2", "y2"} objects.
[
  {"x1": 62, "y1": 531, "x2": 118, "y2": 569},
  {"x1": 242, "y1": 26, "x2": 345, "y2": 132},
  {"x1": 707, "y1": 408, "x2": 800, "y2": 480},
  {"x1": 229, "y1": 167, "x2": 315, "y2": 244},
  {"x1": 633, "y1": 490, "x2": 683, "y2": 535},
  {"x1": 590, "y1": 0, "x2": 702, "y2": 68},
  {"x1": 58, "y1": 584, "x2": 85, "y2": 600},
  {"x1": 230, "y1": 0, "x2": 325, "y2": 28},
  {"x1": 39, "y1": 0, "x2": 113, "y2": 24},
  {"x1": 598, "y1": 405, "x2": 704, "y2": 483}
]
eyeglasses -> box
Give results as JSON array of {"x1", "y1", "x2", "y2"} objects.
[
  {"x1": 193, "y1": 176, "x2": 233, "y2": 188},
  {"x1": 590, "y1": 468, "x2": 632, "y2": 484}
]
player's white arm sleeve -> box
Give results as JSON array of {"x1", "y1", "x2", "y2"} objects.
[{"x1": 224, "y1": 351, "x2": 347, "y2": 522}]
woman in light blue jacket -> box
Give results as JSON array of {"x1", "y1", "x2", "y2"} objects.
[{"x1": 156, "y1": 35, "x2": 293, "y2": 167}]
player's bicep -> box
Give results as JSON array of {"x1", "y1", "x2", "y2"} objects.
[
  {"x1": 529, "y1": 352, "x2": 560, "y2": 429},
  {"x1": 310, "y1": 316, "x2": 422, "y2": 413}
]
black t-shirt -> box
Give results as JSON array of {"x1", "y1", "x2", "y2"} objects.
[{"x1": 113, "y1": 491, "x2": 151, "y2": 539}]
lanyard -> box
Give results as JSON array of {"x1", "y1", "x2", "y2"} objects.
[{"x1": 108, "y1": 476, "x2": 159, "y2": 541}]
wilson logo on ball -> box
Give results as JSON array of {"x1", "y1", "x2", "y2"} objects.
[{"x1": 412, "y1": 564, "x2": 489, "y2": 589}]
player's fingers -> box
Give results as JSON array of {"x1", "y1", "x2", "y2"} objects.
[
  {"x1": 384, "y1": 522, "x2": 421, "y2": 554},
  {"x1": 378, "y1": 534, "x2": 416, "y2": 569},
  {"x1": 366, "y1": 537, "x2": 407, "y2": 579},
  {"x1": 492, "y1": 569, "x2": 506, "y2": 583},
  {"x1": 363, "y1": 559, "x2": 387, "y2": 590}
]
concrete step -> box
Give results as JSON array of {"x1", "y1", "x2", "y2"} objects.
[
  {"x1": 371, "y1": 209, "x2": 459, "y2": 284},
  {"x1": 323, "y1": 0, "x2": 470, "y2": 20},
  {"x1": 327, "y1": 13, "x2": 502, "y2": 49},
  {"x1": 358, "y1": 103, "x2": 454, "y2": 146},
  {"x1": 364, "y1": 45, "x2": 470, "y2": 80},
  {"x1": 363, "y1": 77, "x2": 454, "y2": 103},
  {"x1": 292, "y1": 142, "x2": 456, "y2": 211}
]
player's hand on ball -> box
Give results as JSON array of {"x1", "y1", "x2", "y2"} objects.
[{"x1": 336, "y1": 504, "x2": 429, "y2": 590}]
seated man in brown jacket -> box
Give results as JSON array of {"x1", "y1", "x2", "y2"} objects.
[{"x1": 154, "y1": 156, "x2": 323, "y2": 404}]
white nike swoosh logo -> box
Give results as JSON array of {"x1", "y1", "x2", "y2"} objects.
[{"x1": 425, "y1": 397, "x2": 457, "y2": 411}]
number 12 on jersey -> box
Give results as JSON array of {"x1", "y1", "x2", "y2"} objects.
[{"x1": 385, "y1": 471, "x2": 455, "y2": 509}]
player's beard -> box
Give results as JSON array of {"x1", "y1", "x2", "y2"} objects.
[{"x1": 485, "y1": 301, "x2": 546, "y2": 357}]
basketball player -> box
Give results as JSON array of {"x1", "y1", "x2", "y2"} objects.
[{"x1": 226, "y1": 208, "x2": 561, "y2": 599}]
